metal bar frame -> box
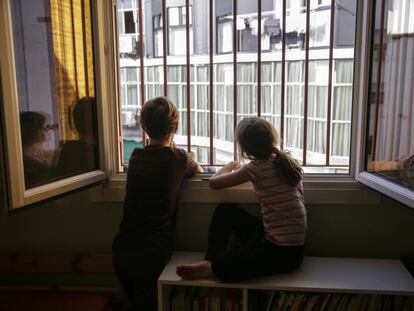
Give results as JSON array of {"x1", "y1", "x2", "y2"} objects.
[
  {"x1": 326, "y1": 0, "x2": 336, "y2": 165},
  {"x1": 281, "y1": 0, "x2": 286, "y2": 149},
  {"x1": 372, "y1": 0, "x2": 386, "y2": 161},
  {"x1": 117, "y1": 0, "x2": 355, "y2": 169},
  {"x1": 70, "y1": 0, "x2": 79, "y2": 99},
  {"x1": 81, "y1": 0, "x2": 89, "y2": 96},
  {"x1": 257, "y1": 0, "x2": 262, "y2": 117},
  {"x1": 138, "y1": 0, "x2": 146, "y2": 146},
  {"x1": 233, "y1": 0, "x2": 238, "y2": 159},
  {"x1": 303, "y1": 0, "x2": 310, "y2": 165},
  {"x1": 209, "y1": 0, "x2": 214, "y2": 165},
  {"x1": 185, "y1": 0, "x2": 191, "y2": 151},
  {"x1": 162, "y1": 0, "x2": 167, "y2": 95},
  {"x1": 112, "y1": 0, "x2": 125, "y2": 167}
]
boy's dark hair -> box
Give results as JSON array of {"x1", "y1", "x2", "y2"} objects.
[{"x1": 140, "y1": 96, "x2": 178, "y2": 140}]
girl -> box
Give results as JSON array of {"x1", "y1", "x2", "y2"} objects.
[
  {"x1": 113, "y1": 96, "x2": 203, "y2": 311},
  {"x1": 176, "y1": 117, "x2": 306, "y2": 282}
]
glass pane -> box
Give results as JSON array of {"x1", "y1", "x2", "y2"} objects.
[
  {"x1": 118, "y1": 3, "x2": 143, "y2": 167},
  {"x1": 168, "y1": 7, "x2": 180, "y2": 26},
  {"x1": 284, "y1": 0, "x2": 307, "y2": 164},
  {"x1": 11, "y1": 0, "x2": 99, "y2": 189},
  {"x1": 190, "y1": 64, "x2": 210, "y2": 164},
  {"x1": 331, "y1": 60, "x2": 353, "y2": 166},
  {"x1": 262, "y1": 0, "x2": 283, "y2": 52},
  {"x1": 367, "y1": 0, "x2": 414, "y2": 190},
  {"x1": 306, "y1": 60, "x2": 328, "y2": 165},
  {"x1": 124, "y1": 11, "x2": 135, "y2": 34},
  {"x1": 285, "y1": 60, "x2": 305, "y2": 162},
  {"x1": 118, "y1": 0, "x2": 132, "y2": 10}
]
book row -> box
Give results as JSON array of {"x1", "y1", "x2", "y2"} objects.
[
  {"x1": 170, "y1": 287, "x2": 242, "y2": 311},
  {"x1": 249, "y1": 291, "x2": 414, "y2": 311},
  {"x1": 168, "y1": 286, "x2": 414, "y2": 311}
]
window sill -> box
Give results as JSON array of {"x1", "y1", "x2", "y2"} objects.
[{"x1": 89, "y1": 174, "x2": 381, "y2": 205}]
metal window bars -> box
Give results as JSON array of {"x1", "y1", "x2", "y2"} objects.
[{"x1": 124, "y1": 0, "x2": 353, "y2": 170}]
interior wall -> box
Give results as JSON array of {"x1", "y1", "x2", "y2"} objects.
[{"x1": 0, "y1": 186, "x2": 413, "y2": 259}]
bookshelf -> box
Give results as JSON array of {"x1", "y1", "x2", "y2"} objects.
[{"x1": 158, "y1": 252, "x2": 414, "y2": 310}]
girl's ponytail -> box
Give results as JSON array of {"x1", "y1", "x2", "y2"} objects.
[{"x1": 273, "y1": 148, "x2": 303, "y2": 186}]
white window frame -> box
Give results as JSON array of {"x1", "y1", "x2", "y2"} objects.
[
  {"x1": 0, "y1": 0, "x2": 117, "y2": 210},
  {"x1": 355, "y1": 0, "x2": 414, "y2": 209}
]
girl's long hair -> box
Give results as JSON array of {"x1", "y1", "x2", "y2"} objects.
[{"x1": 235, "y1": 117, "x2": 303, "y2": 186}]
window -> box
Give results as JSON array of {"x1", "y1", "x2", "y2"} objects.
[
  {"x1": 118, "y1": 1, "x2": 139, "y2": 56},
  {"x1": 358, "y1": 0, "x2": 414, "y2": 208},
  {"x1": 153, "y1": 14, "x2": 163, "y2": 57},
  {"x1": 117, "y1": 0, "x2": 357, "y2": 174},
  {"x1": 3, "y1": 0, "x2": 407, "y2": 209},
  {"x1": 124, "y1": 11, "x2": 136, "y2": 34},
  {"x1": 0, "y1": 0, "x2": 111, "y2": 210},
  {"x1": 167, "y1": 6, "x2": 193, "y2": 55}
]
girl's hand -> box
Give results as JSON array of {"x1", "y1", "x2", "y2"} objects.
[
  {"x1": 209, "y1": 161, "x2": 250, "y2": 189},
  {"x1": 226, "y1": 161, "x2": 241, "y2": 171},
  {"x1": 217, "y1": 161, "x2": 241, "y2": 174}
]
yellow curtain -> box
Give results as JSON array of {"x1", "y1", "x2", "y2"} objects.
[{"x1": 50, "y1": 0, "x2": 95, "y2": 141}]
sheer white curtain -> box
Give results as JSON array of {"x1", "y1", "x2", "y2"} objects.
[{"x1": 376, "y1": 0, "x2": 414, "y2": 161}]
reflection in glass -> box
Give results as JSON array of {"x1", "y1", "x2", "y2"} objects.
[
  {"x1": 11, "y1": 0, "x2": 98, "y2": 189},
  {"x1": 367, "y1": 0, "x2": 414, "y2": 190},
  {"x1": 20, "y1": 112, "x2": 54, "y2": 187},
  {"x1": 54, "y1": 97, "x2": 99, "y2": 178}
]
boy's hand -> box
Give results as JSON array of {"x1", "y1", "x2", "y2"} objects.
[{"x1": 188, "y1": 151, "x2": 196, "y2": 160}]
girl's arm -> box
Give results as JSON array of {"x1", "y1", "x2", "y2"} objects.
[{"x1": 209, "y1": 161, "x2": 251, "y2": 189}]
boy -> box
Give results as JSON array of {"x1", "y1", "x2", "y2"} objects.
[{"x1": 113, "y1": 97, "x2": 202, "y2": 310}]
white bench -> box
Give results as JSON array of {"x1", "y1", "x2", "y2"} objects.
[{"x1": 158, "y1": 252, "x2": 414, "y2": 311}]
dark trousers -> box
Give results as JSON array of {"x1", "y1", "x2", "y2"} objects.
[
  {"x1": 205, "y1": 203, "x2": 304, "y2": 282},
  {"x1": 112, "y1": 240, "x2": 170, "y2": 311}
]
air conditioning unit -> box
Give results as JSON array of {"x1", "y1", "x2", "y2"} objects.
[
  {"x1": 122, "y1": 111, "x2": 135, "y2": 126},
  {"x1": 119, "y1": 36, "x2": 137, "y2": 54}
]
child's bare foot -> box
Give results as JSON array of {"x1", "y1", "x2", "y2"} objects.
[{"x1": 176, "y1": 261, "x2": 214, "y2": 279}]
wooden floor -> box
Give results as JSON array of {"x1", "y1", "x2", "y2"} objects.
[{"x1": 0, "y1": 291, "x2": 129, "y2": 311}]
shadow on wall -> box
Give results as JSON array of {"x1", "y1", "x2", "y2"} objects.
[
  {"x1": 173, "y1": 200, "x2": 414, "y2": 259},
  {"x1": 0, "y1": 183, "x2": 412, "y2": 259}
]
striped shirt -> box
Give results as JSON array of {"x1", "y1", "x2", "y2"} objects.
[{"x1": 240, "y1": 159, "x2": 307, "y2": 246}]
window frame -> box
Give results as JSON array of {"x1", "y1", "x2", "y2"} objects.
[
  {"x1": 0, "y1": 0, "x2": 117, "y2": 211},
  {"x1": 89, "y1": 0, "x2": 387, "y2": 206},
  {"x1": 355, "y1": 0, "x2": 414, "y2": 209},
  {"x1": 0, "y1": 0, "x2": 399, "y2": 208}
]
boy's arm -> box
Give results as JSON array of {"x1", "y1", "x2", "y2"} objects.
[
  {"x1": 209, "y1": 162, "x2": 251, "y2": 189},
  {"x1": 184, "y1": 151, "x2": 204, "y2": 177}
]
